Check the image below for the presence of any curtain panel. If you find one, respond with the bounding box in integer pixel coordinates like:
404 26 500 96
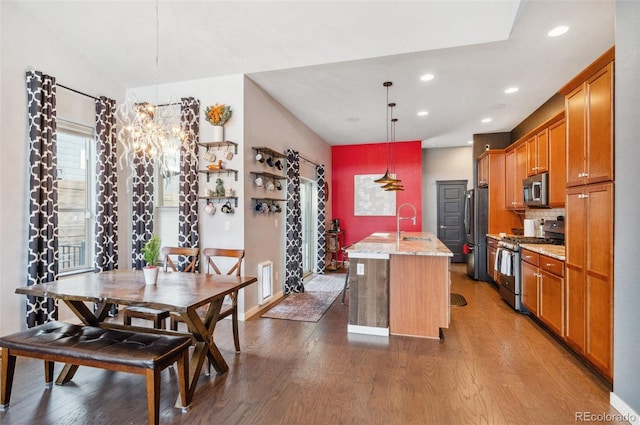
285 150 304 294
178 97 200 270
131 153 154 270
316 165 326 273
26 70 58 327
94 96 119 272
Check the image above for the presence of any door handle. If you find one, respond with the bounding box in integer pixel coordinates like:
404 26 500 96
440 225 446 229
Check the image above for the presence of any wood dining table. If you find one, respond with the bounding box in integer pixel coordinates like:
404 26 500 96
14 269 257 407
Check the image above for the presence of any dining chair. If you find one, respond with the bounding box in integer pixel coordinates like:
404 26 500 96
122 246 200 329
170 248 245 353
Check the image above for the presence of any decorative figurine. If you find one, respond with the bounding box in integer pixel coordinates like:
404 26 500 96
215 178 225 197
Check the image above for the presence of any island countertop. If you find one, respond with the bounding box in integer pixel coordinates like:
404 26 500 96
347 232 453 257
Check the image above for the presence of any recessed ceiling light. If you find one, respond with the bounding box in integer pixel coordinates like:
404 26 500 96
467 140 473 145
548 25 569 37
504 87 519 94
420 73 435 82
481 118 492 123
417 111 429 117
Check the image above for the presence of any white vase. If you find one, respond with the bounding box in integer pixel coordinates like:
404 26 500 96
212 125 224 142
143 266 159 285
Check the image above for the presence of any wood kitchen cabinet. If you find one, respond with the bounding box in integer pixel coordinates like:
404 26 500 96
521 249 539 316
539 256 565 337
478 155 489 187
478 150 519 234
563 52 614 187
504 142 527 210
565 182 613 380
547 117 566 207
522 249 565 337
526 129 548 177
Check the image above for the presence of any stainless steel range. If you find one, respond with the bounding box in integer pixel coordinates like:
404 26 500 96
495 220 565 312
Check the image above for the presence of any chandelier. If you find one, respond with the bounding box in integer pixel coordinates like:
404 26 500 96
374 81 403 189
116 0 189 182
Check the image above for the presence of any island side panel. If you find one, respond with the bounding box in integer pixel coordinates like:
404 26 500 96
348 257 389 328
389 255 450 339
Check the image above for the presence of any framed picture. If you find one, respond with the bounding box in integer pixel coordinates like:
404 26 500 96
354 174 395 216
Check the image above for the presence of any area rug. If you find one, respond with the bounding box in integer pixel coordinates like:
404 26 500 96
261 273 346 322
451 292 468 307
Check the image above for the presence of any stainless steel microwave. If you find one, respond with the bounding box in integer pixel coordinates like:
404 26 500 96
523 172 549 207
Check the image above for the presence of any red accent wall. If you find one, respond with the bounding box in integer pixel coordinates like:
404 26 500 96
331 141 423 248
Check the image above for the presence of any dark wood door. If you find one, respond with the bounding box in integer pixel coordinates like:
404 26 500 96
436 180 467 263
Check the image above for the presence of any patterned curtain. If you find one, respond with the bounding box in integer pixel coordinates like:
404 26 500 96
26 70 58 327
285 150 304 294
131 153 154 270
316 165 326 274
178 97 200 270
95 96 119 272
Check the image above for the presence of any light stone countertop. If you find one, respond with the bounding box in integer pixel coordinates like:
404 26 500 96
519 244 566 261
347 232 453 257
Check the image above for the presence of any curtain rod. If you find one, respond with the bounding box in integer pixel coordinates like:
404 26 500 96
299 155 319 167
57 83 100 101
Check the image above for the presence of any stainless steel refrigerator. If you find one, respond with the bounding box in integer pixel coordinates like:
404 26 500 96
464 188 489 280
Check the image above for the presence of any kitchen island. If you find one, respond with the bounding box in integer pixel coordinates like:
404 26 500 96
346 232 453 339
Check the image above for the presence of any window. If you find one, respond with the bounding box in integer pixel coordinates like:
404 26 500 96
57 121 95 274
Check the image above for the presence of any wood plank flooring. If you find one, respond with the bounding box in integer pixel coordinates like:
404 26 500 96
0 264 626 424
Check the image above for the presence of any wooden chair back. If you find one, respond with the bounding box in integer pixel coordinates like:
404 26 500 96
162 246 200 273
203 248 245 276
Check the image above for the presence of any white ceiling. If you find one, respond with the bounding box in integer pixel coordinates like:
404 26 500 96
9 0 615 148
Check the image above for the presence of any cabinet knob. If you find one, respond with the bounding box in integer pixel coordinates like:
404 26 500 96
546 263 553 267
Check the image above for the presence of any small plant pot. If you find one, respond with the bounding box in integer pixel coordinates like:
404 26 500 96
143 266 159 285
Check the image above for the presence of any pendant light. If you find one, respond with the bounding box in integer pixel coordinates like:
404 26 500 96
384 116 405 191
374 82 401 185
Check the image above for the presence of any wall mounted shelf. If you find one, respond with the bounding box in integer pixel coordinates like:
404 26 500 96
252 146 286 159
250 171 287 180
199 196 238 207
199 141 238 154
251 197 286 202
198 168 238 182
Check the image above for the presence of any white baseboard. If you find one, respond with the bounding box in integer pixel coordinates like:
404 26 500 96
610 392 640 425
347 324 390 336
242 290 285 320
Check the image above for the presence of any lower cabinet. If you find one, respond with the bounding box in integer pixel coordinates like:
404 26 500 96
521 250 539 316
521 249 565 336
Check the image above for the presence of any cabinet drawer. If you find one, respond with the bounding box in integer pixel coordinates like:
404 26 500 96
521 249 539 266
541 255 564 277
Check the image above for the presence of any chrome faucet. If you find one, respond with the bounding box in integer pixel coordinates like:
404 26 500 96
396 203 417 239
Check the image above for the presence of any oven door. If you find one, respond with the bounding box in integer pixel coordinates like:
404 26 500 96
495 247 522 311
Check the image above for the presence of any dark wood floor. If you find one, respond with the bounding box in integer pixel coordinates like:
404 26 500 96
0 264 626 424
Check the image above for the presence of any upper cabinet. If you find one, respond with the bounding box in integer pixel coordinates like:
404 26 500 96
561 48 614 187
505 142 527 210
526 129 548 177
478 154 489 187
478 150 519 234
547 118 566 207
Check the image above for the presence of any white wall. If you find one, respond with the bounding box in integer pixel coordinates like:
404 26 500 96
0 2 125 334
612 0 640 419
421 146 473 234
127 75 331 319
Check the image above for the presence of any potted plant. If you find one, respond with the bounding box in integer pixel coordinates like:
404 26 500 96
142 234 161 285
204 103 232 142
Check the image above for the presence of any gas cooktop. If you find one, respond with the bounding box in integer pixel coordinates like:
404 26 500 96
501 236 564 245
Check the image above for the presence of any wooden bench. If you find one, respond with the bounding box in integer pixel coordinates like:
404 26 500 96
0 321 191 425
